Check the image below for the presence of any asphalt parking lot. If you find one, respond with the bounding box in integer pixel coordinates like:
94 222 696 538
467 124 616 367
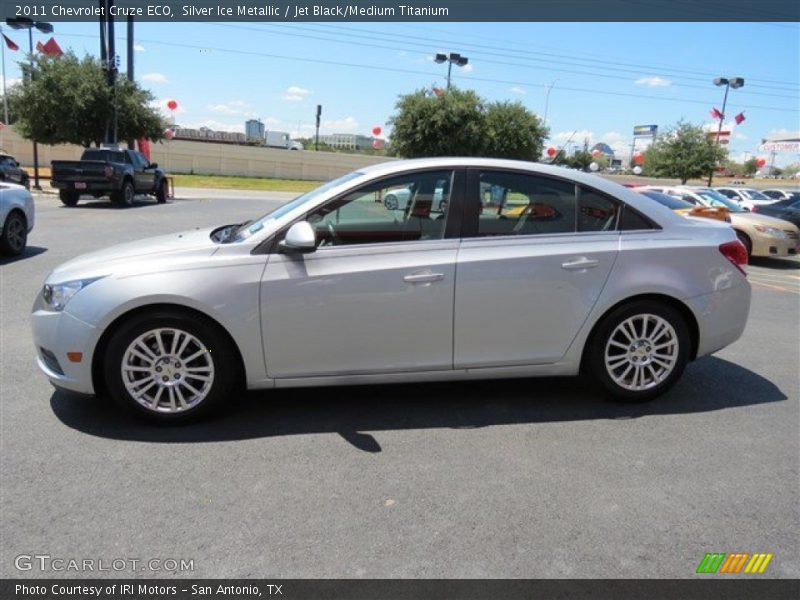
1 189 798 579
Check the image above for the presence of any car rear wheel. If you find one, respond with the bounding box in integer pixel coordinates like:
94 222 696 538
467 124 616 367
588 300 689 402
113 180 135 206
59 190 80 207
155 179 168 204
104 311 239 422
0 210 27 255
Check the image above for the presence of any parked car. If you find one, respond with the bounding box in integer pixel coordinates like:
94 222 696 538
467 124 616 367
0 182 34 255
752 198 800 229
762 189 800 202
635 189 729 223
32 158 751 422
643 185 799 258
0 154 30 189
51 148 168 207
712 187 777 211
382 179 449 212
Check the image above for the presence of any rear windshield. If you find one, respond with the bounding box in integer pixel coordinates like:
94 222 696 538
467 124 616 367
81 149 126 163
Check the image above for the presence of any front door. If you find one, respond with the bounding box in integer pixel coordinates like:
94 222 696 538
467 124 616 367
261 169 461 378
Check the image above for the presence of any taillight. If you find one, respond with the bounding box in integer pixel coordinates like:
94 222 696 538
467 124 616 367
103 165 113 178
750 205 759 212
719 240 748 275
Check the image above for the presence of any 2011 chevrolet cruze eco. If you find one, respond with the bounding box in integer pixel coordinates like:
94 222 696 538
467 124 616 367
32 158 751 422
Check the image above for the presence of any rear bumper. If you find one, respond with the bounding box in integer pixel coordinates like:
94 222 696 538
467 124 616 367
50 180 116 193
686 281 751 358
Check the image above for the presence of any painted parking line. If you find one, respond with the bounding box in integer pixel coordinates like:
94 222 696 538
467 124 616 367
747 271 800 284
748 279 800 294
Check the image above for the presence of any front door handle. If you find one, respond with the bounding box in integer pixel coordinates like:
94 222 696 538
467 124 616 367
561 257 600 270
404 271 445 284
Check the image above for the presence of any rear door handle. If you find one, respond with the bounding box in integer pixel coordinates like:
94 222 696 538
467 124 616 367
561 258 600 270
404 271 445 283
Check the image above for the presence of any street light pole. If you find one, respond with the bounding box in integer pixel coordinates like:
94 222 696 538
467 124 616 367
434 52 469 90
543 79 558 125
707 76 744 187
6 17 53 190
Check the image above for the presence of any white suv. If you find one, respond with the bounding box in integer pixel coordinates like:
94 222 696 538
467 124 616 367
712 187 778 211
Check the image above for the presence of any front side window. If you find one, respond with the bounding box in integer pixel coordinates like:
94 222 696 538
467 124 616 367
305 170 453 247
473 171 619 237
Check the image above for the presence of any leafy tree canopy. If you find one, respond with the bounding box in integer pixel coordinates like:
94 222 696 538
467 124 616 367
389 87 548 161
8 52 165 147
643 120 727 184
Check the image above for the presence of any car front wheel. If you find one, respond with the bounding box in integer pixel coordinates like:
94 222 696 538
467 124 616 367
0 211 27 255
104 311 239 422
588 301 690 402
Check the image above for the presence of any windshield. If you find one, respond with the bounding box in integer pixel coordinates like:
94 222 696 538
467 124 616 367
742 189 770 200
231 171 364 242
695 189 745 212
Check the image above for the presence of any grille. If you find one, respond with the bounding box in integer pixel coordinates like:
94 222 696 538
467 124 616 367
783 230 798 240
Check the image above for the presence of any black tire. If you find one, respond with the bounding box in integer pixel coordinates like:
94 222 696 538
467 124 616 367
0 210 27 255
113 180 135 206
21 175 30 190
104 311 240 423
587 300 690 402
155 178 168 204
59 190 80 207
735 230 752 258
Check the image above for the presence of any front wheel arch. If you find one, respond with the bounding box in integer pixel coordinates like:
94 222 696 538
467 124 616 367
91 303 246 398
579 293 699 375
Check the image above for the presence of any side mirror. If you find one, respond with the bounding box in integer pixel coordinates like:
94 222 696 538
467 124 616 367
279 221 316 253
147 162 159 169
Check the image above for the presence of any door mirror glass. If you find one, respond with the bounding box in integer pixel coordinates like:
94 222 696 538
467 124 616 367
280 221 316 252
148 162 158 169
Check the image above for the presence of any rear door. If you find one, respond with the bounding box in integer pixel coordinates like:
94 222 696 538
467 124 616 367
453 169 620 368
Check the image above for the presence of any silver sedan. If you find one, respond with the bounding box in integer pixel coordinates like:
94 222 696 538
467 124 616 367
32 158 751 422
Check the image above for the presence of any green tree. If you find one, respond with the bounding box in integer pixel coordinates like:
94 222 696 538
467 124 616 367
483 100 548 161
388 87 547 160
9 53 165 147
742 158 759 177
643 121 727 184
565 150 593 170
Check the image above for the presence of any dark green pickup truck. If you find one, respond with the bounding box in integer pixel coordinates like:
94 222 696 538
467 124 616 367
51 148 168 207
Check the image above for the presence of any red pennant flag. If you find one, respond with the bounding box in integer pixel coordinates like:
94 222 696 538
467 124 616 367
432 87 445 97
35 41 45 53
40 37 63 57
710 107 724 120
2 34 19 52
734 111 746 125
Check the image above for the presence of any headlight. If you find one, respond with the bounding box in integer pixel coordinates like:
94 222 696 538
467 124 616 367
753 225 784 238
42 277 103 311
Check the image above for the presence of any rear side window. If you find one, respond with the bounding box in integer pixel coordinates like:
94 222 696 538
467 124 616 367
471 171 621 236
619 207 656 230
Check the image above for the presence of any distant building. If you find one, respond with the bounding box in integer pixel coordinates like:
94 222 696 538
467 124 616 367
320 133 374 150
245 119 265 141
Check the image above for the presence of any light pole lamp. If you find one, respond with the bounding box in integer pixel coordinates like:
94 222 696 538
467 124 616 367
707 76 744 186
6 16 54 191
434 52 469 90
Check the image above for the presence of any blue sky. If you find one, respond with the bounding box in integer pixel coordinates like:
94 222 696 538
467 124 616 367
2 21 799 164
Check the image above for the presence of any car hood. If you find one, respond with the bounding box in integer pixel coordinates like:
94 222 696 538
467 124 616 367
731 212 798 230
46 227 219 283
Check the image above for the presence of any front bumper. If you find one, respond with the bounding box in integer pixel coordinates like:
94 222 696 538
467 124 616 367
750 233 798 258
31 298 98 395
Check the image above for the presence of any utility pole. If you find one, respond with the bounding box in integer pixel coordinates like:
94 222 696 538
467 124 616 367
315 104 321 151
98 0 118 146
126 15 134 149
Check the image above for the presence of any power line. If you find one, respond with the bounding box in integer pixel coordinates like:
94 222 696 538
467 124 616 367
50 31 800 115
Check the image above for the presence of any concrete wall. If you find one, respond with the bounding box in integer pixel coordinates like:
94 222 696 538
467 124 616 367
0 127 393 181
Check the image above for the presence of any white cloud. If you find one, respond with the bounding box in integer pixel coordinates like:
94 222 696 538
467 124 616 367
141 72 168 84
766 128 799 140
282 85 311 102
1 76 21 90
735 132 747 140
149 98 186 114
207 100 256 117
634 76 671 87
461 63 474 73
551 130 594 144
322 117 358 132
133 44 145 52
180 119 244 133
510 86 526 95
